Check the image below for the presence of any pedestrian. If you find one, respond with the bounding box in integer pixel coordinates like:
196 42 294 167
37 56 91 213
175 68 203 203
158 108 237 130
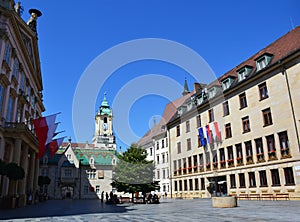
106 192 109 202
101 191 104 203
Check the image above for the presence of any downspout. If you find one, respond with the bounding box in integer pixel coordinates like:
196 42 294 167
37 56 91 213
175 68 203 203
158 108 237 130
281 64 300 151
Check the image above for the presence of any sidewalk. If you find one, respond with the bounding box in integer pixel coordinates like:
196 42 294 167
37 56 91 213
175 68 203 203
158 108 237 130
0 198 299 221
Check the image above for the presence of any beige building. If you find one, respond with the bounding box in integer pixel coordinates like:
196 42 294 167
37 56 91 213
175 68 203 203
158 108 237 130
168 26 300 199
0 1 45 207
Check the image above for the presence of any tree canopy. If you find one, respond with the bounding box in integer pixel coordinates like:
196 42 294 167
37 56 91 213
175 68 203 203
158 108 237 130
111 144 159 201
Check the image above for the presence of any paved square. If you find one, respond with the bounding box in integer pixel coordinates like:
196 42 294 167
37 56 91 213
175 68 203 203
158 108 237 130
0 198 299 221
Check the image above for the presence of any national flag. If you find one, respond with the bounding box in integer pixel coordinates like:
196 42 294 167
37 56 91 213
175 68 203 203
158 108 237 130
198 127 206 146
206 125 212 143
213 122 222 141
47 137 66 158
45 122 59 145
33 113 59 159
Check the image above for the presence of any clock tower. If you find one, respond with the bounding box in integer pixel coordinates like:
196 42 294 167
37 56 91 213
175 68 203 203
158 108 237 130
92 93 116 150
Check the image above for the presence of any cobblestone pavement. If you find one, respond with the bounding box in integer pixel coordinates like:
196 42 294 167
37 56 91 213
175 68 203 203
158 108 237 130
0 198 299 222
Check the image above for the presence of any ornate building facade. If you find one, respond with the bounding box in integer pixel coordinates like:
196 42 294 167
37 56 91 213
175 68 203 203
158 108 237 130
0 1 45 207
41 94 118 199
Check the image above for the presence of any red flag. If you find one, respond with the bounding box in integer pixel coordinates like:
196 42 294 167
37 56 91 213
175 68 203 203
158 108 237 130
213 122 221 141
33 113 59 159
47 137 65 158
206 125 213 143
45 122 59 145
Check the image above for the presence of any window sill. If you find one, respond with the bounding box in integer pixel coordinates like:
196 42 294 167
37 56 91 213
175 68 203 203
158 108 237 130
242 130 251 134
263 123 273 127
259 97 269 101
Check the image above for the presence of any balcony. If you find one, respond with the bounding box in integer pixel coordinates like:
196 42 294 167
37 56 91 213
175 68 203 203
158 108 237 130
3 122 37 144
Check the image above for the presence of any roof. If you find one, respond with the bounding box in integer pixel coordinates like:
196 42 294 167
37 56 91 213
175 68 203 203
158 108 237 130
74 149 117 165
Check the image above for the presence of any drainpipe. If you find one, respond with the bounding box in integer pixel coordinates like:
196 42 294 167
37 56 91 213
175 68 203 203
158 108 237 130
281 64 300 151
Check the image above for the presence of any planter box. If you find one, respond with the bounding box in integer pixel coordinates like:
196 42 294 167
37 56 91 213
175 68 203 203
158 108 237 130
212 196 237 208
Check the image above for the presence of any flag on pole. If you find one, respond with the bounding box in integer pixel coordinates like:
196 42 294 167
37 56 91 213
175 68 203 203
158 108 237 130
213 122 222 141
198 127 206 146
206 125 213 144
33 113 59 159
45 122 59 145
47 137 66 158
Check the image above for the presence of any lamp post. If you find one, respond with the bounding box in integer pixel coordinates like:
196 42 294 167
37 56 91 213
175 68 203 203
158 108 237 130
79 159 83 199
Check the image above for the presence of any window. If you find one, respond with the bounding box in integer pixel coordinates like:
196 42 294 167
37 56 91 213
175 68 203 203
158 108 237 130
225 123 232 138
236 143 243 163
162 139 165 148
90 157 94 165
96 185 100 194
173 160 177 174
186 120 190 133
239 173 245 188
266 134 276 158
4 42 11 64
199 153 204 169
258 82 268 100
166 152 168 162
278 131 290 157
245 141 253 158
255 138 264 161
196 115 201 127
242 116 250 133
157 170 160 179
259 170 268 187
182 158 187 174
187 138 191 151
256 54 272 71
227 146 233 161
208 109 214 122
184 180 188 191
162 153 165 163
176 125 180 137
189 179 193 191
249 172 256 187
6 96 14 122
156 155 159 164
64 169 72 177
150 148 153 156
177 142 181 154
237 66 252 81
195 178 199 190
178 159 182 175
239 92 247 109
162 169 166 179
0 84 5 116
87 169 96 179
230 174 236 188
174 181 178 191
201 178 205 190
208 88 216 99
262 108 273 126
271 169 280 186
193 155 198 171
223 101 230 116
284 167 295 185
156 141 159 150
12 58 19 79
188 156 192 173
222 78 231 90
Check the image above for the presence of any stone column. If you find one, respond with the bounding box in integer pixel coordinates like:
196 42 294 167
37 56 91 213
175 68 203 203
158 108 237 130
13 138 22 164
33 157 39 201
27 151 35 193
18 146 28 206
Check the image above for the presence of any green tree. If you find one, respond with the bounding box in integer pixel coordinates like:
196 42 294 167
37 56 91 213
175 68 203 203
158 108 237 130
111 144 159 203
5 162 25 196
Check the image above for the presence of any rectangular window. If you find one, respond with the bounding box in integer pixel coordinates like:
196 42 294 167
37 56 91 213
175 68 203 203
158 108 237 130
156 155 159 164
174 181 178 191
189 179 193 191
227 146 234 165
96 185 100 194
271 169 280 186
6 96 14 122
201 178 205 190
162 139 165 148
0 84 5 116
208 109 214 122
195 178 199 190
249 172 256 187
20 72 25 92
179 180 183 191
266 134 276 159
196 114 201 128
245 141 253 160
162 153 165 163
239 92 247 109
284 167 295 185
225 123 232 138
64 169 72 177
177 142 181 154
239 173 246 188
255 138 264 161
259 82 268 100
182 158 187 174
223 101 230 116
193 155 198 171
259 170 268 187
12 58 19 79
156 141 159 150
184 180 188 191
278 131 290 157
176 125 180 137
157 170 160 179
4 42 11 64
162 169 166 179
178 159 182 175
262 108 273 126
187 138 191 151
236 143 243 163
186 120 190 133
173 160 177 174
230 174 236 188
242 116 250 133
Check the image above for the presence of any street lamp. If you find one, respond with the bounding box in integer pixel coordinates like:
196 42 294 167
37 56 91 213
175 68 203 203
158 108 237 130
79 159 83 199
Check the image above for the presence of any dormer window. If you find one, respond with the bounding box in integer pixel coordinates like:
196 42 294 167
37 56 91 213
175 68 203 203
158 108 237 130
208 88 216 99
90 157 94 165
255 53 273 71
237 66 253 81
222 77 234 91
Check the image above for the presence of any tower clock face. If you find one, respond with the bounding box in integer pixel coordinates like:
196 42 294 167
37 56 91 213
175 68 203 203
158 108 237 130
102 123 108 131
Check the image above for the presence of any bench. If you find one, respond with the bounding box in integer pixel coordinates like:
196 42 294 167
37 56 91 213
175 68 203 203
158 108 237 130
249 194 260 200
237 194 249 200
260 193 274 200
275 193 289 200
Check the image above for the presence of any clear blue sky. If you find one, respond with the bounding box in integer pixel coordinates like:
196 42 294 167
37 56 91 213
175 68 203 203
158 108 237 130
20 0 300 150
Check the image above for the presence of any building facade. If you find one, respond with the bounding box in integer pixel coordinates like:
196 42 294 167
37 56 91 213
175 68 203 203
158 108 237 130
0 1 45 207
168 27 300 199
40 94 118 199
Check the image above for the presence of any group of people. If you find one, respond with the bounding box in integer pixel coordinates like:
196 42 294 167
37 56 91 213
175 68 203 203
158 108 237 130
146 193 160 204
101 191 119 204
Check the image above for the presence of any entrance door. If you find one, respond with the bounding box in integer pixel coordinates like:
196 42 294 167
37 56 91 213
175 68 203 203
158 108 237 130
61 186 74 199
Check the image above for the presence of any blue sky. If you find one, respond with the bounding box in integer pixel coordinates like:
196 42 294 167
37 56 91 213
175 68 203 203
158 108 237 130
19 0 300 150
